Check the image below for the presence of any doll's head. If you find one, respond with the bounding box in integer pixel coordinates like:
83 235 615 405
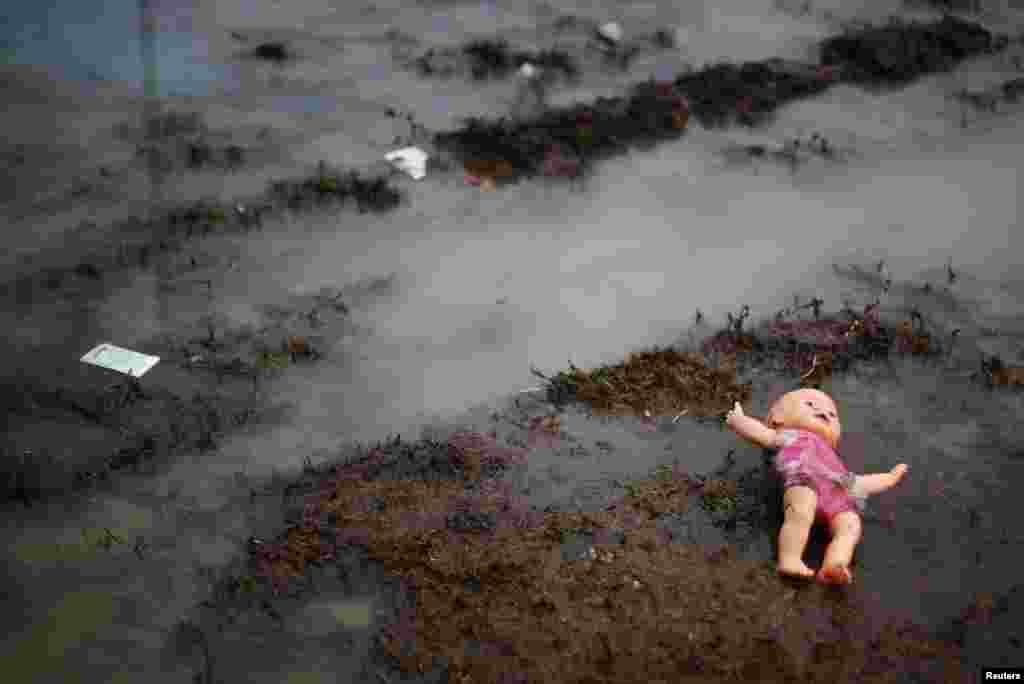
766 388 841 450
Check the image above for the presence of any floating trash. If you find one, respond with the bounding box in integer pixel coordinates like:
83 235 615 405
1003 77 1024 103
518 62 539 79
249 42 291 63
651 28 675 49
80 343 160 378
385 146 429 180
597 22 623 45
981 356 1024 387
413 39 579 82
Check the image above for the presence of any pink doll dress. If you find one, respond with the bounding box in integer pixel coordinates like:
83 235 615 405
774 429 865 523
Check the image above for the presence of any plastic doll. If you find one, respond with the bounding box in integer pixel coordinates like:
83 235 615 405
726 388 908 584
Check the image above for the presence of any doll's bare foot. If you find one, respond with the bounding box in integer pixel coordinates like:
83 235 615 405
817 564 853 585
851 464 909 498
777 559 816 580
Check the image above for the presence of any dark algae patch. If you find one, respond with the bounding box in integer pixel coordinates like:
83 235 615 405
268 162 403 215
0 372 264 504
672 58 833 129
435 79 693 185
245 41 292 64
435 16 1001 186
413 39 579 82
820 15 996 89
696 294 955 390
0 161 404 302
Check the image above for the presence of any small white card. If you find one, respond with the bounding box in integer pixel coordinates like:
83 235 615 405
80 343 160 378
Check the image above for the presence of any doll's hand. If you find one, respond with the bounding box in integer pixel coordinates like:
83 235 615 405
850 464 909 498
726 401 781 449
726 402 744 428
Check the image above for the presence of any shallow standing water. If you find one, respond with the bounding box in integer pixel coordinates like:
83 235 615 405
2 0 1024 681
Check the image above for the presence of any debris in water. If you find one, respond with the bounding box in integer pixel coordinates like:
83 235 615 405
981 355 1024 387
81 343 161 378
651 28 675 49
596 22 623 47
591 22 641 67
412 39 579 82
249 42 291 63
74 262 102 279
798 352 833 387
518 62 539 79
384 146 428 180
1002 77 1024 102
225 144 245 169
285 335 313 359
255 350 290 371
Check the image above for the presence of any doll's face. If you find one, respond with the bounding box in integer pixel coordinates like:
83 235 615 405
767 388 841 449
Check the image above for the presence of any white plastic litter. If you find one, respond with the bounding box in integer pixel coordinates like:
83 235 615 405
81 343 160 377
597 22 623 44
518 62 539 79
384 146 428 180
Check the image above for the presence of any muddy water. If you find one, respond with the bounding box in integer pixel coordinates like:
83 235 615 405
3 0 1024 681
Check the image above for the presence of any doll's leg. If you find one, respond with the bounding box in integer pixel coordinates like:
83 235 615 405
818 511 862 585
778 486 817 579
850 464 908 498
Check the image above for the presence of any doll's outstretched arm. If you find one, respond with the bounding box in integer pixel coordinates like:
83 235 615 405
726 402 784 450
850 464 909 498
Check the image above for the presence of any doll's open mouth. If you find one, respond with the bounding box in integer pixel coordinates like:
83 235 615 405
815 413 830 423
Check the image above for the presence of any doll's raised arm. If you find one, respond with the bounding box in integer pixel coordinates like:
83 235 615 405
726 402 785 450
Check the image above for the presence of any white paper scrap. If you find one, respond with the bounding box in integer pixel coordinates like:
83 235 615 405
518 62 539 79
384 146 428 180
597 22 623 44
81 343 160 377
